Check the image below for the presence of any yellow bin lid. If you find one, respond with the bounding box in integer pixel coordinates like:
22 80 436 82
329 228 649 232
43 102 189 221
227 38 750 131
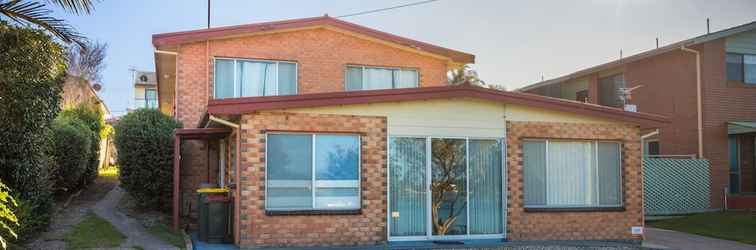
197 187 229 193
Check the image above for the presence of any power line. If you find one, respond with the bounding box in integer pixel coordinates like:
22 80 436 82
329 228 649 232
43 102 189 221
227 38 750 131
336 0 442 18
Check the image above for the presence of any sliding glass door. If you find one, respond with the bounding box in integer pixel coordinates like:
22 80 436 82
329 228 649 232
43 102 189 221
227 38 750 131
431 138 468 236
389 137 504 240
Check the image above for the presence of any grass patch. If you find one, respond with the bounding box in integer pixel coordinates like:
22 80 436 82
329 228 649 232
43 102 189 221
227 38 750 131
63 213 126 249
98 166 119 177
648 211 756 245
148 223 185 249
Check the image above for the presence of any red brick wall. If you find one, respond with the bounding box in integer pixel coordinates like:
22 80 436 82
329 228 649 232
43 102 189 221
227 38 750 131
237 112 387 247
525 39 756 208
179 140 219 218
175 28 450 128
700 39 756 206
506 121 643 241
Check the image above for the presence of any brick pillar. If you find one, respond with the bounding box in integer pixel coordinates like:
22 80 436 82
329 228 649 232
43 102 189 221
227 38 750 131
588 74 600 104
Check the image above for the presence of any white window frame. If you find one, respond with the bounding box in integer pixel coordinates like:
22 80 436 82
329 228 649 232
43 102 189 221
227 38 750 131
522 139 624 209
345 65 419 91
264 132 361 212
213 57 298 99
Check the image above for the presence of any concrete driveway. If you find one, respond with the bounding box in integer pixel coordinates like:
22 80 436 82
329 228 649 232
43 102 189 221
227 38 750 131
644 227 756 250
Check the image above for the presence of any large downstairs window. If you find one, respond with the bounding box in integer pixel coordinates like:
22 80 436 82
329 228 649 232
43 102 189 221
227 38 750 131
523 140 622 208
266 134 360 212
345 65 418 91
214 58 297 99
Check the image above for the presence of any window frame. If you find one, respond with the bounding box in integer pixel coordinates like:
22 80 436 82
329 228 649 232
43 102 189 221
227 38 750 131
726 52 756 86
522 139 624 211
264 132 362 215
213 57 299 99
344 64 419 91
144 88 158 109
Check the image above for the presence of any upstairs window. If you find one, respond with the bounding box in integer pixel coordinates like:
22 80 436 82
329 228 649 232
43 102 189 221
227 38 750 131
598 73 625 108
345 65 418 91
214 58 297 99
727 53 756 85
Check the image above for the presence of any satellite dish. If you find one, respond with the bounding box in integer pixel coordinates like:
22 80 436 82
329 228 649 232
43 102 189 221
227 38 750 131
139 74 149 83
92 83 102 91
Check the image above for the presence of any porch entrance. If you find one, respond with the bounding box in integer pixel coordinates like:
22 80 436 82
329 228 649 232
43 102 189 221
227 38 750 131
388 136 505 241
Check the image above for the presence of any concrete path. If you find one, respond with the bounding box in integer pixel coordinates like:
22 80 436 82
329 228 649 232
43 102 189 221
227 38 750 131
93 186 179 250
644 227 756 250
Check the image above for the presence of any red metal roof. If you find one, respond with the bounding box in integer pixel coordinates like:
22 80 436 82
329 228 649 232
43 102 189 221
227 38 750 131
152 16 474 64
207 84 668 127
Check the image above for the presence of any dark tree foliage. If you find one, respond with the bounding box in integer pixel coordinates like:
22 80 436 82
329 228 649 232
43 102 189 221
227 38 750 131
0 0 96 47
114 109 182 210
50 116 92 191
0 21 66 238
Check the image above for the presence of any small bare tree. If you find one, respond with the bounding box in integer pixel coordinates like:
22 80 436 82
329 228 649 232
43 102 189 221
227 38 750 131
66 40 106 83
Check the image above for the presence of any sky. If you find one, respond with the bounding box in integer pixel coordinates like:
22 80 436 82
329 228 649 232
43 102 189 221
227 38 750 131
56 0 756 116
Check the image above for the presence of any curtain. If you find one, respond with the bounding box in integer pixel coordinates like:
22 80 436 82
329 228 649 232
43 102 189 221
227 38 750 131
214 59 235 98
468 139 503 234
547 141 596 206
745 55 756 84
727 53 744 82
239 61 276 97
394 70 418 88
598 142 621 205
364 68 394 90
278 62 297 95
523 141 546 206
346 66 363 91
389 137 427 236
266 134 312 210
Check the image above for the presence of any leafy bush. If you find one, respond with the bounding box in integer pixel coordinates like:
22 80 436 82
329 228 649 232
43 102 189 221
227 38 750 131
114 109 182 210
59 102 104 186
50 116 93 191
0 21 66 238
0 180 19 250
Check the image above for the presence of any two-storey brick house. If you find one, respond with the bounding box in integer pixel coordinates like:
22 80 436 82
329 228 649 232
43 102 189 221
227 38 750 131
520 21 756 210
152 16 666 248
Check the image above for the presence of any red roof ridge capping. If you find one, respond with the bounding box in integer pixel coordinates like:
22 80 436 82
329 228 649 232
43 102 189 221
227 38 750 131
152 16 474 64
207 84 669 127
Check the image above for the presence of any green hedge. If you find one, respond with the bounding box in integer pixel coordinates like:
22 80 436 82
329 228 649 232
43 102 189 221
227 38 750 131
114 109 182 210
51 116 93 191
0 21 66 239
59 103 104 187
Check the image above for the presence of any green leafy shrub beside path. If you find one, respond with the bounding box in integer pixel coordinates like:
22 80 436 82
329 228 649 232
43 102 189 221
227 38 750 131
114 109 182 211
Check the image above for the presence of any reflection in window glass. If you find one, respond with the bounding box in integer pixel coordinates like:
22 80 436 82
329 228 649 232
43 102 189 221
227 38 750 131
744 55 756 84
727 53 744 82
266 134 360 211
266 134 312 210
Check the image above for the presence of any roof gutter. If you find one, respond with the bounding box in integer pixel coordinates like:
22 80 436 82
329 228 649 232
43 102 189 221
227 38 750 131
680 45 703 158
